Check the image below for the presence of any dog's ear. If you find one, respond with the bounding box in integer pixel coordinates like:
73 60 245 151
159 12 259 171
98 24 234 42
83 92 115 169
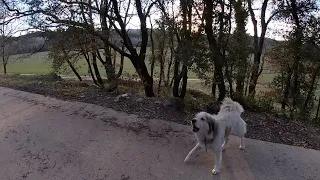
205 113 215 134
205 113 215 123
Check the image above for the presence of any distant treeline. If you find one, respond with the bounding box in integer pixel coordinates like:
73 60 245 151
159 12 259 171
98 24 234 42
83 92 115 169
6 29 278 55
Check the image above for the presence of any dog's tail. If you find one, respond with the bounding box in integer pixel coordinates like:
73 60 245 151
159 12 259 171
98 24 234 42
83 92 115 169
220 97 244 114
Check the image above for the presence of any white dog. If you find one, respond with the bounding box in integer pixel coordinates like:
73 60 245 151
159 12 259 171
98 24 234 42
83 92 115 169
184 97 247 175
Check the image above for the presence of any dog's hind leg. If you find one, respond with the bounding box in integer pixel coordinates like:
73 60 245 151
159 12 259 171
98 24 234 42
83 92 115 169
184 143 201 163
222 137 229 151
222 127 231 151
239 137 245 150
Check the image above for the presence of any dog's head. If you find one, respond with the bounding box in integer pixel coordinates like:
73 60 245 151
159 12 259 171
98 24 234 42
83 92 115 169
191 112 215 135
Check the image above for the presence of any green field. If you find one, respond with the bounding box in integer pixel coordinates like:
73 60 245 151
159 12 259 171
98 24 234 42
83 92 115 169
1 51 138 76
2 51 201 77
0 51 276 92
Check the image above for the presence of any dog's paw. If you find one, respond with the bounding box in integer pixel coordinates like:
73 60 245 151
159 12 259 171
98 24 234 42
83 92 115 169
239 145 245 150
212 169 220 175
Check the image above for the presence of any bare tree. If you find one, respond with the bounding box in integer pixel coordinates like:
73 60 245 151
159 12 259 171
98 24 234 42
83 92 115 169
48 28 84 81
231 0 250 98
204 0 228 101
149 16 156 78
2 0 157 96
156 0 191 99
0 7 20 74
276 0 318 110
247 0 279 96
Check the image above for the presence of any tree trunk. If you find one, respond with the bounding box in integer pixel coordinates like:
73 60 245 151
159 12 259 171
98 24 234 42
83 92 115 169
158 75 162 96
66 59 82 81
172 54 180 95
158 61 164 96
96 46 117 91
212 82 217 100
92 52 104 87
247 0 271 96
204 0 226 101
1 43 6 74
233 0 248 98
291 58 300 108
181 68 188 98
166 46 174 87
131 56 154 97
244 81 249 96
248 56 260 96
149 18 156 78
104 47 116 81
1 21 6 75
315 96 320 121
99 0 116 86
3 63 7 74
208 48 226 101
291 29 303 108
61 49 81 81
236 75 245 97
173 74 182 97
169 76 174 87
212 71 217 100
158 53 165 96
82 50 98 85
105 48 117 92
87 60 98 85
303 67 319 110
173 65 188 99
225 68 234 98
113 50 117 70
244 66 251 96
288 0 303 108
116 46 125 79
281 72 284 92
282 70 293 110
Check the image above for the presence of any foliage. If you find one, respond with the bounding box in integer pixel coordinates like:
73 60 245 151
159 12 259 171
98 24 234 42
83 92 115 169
184 89 213 111
47 28 84 82
187 35 212 83
267 3 320 119
244 93 274 113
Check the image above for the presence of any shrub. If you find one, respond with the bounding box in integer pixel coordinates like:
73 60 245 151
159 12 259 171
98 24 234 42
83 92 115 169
245 94 274 113
184 90 212 111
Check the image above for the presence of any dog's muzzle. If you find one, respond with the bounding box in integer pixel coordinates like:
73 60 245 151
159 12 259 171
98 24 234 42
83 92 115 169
191 119 199 132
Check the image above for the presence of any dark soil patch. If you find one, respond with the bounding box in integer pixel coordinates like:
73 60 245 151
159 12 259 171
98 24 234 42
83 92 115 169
0 74 320 150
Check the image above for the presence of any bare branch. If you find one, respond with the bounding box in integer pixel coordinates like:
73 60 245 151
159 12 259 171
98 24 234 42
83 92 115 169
266 10 279 26
59 0 100 12
146 1 157 17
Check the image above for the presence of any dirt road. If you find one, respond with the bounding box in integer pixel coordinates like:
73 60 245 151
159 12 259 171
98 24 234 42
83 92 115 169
0 87 319 180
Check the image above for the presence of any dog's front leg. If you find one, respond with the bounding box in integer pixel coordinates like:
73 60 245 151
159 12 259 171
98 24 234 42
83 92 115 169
211 136 224 175
212 151 222 175
184 143 201 163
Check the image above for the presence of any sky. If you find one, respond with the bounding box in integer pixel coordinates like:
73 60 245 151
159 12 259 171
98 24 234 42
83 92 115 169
124 0 291 41
6 0 319 41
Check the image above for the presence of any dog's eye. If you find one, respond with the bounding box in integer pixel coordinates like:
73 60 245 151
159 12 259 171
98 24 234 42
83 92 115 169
201 117 205 121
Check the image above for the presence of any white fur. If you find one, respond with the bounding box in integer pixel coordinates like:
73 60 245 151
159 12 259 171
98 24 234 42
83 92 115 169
184 97 247 175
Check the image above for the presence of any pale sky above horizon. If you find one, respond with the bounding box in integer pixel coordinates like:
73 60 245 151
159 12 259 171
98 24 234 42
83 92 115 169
7 0 319 41
122 0 292 41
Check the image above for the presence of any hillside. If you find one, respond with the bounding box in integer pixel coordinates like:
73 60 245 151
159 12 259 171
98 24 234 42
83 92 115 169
3 30 279 56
